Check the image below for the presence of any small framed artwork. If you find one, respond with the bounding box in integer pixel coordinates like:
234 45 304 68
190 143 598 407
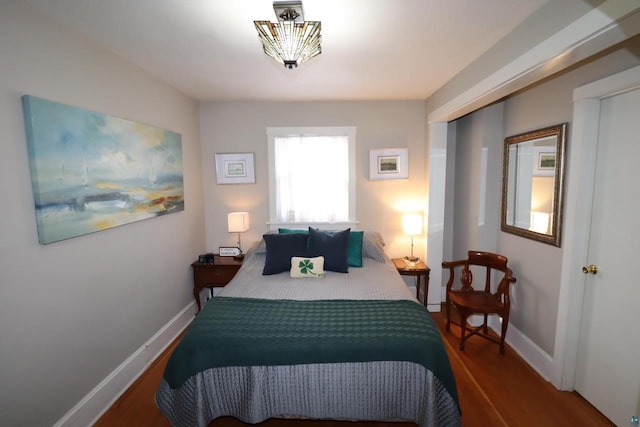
533 148 556 177
369 148 409 180
538 153 555 169
215 153 255 184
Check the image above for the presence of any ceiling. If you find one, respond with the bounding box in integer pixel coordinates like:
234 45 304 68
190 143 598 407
23 0 550 102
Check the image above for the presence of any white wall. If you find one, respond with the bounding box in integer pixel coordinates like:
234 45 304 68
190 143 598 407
450 103 504 259
199 101 427 261
500 37 640 355
0 2 204 426
448 36 640 357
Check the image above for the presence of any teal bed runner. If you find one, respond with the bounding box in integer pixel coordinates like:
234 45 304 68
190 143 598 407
163 297 459 407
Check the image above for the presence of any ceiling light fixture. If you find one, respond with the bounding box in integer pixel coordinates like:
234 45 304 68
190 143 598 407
254 1 321 69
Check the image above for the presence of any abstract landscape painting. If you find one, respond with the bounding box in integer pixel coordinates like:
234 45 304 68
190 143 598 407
23 95 184 244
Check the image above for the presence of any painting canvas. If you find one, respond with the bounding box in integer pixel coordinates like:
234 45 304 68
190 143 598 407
23 95 184 244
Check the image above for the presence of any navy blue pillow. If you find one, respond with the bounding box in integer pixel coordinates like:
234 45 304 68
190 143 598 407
279 228 363 268
262 233 309 275
307 227 350 273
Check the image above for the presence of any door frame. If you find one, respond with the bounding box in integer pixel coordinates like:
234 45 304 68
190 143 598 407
551 65 640 390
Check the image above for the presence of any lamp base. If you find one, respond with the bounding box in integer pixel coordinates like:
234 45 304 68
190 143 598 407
403 255 419 263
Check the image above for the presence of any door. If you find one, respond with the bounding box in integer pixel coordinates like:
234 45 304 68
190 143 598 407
574 86 640 426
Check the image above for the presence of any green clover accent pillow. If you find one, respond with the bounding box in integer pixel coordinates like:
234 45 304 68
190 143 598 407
290 256 325 279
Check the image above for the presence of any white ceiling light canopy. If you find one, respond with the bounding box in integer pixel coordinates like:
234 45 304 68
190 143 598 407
254 1 322 69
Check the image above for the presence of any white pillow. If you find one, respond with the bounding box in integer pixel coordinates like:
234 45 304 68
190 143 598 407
362 231 386 262
290 256 325 279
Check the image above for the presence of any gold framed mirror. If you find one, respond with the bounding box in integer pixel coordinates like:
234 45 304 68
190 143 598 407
501 123 567 247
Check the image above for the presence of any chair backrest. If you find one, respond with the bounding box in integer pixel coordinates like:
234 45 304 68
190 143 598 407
443 250 516 296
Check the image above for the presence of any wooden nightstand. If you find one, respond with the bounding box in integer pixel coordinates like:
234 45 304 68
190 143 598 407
191 255 242 311
392 258 430 307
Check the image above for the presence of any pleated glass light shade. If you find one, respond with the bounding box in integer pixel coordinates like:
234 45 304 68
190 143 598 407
254 20 321 69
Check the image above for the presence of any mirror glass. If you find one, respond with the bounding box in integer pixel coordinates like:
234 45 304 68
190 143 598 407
501 123 567 247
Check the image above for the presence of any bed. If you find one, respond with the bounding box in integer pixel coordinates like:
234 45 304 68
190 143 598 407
155 230 461 427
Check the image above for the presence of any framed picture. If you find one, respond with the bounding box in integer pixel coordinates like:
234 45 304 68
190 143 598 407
538 153 556 169
533 147 556 177
369 148 408 180
215 153 255 184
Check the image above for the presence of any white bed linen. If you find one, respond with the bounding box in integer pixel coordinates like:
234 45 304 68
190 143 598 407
218 248 416 302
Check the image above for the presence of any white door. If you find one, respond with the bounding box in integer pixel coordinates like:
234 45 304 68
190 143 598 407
574 86 640 426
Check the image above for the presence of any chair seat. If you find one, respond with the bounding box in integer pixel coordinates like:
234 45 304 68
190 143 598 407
449 291 504 313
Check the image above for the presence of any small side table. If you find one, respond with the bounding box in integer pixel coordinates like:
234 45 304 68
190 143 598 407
392 258 430 307
191 255 242 311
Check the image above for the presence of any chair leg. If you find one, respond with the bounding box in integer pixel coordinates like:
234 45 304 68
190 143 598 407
446 301 451 333
483 314 489 334
499 314 510 355
459 313 468 352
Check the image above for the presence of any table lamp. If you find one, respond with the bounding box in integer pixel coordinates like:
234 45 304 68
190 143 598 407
402 212 423 262
227 212 250 258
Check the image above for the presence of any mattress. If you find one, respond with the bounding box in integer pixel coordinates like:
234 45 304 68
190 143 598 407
156 239 461 427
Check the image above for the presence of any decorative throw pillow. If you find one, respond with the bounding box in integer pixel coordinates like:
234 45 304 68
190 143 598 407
346 230 364 267
262 233 309 275
362 231 386 263
290 256 325 279
307 227 350 273
254 230 278 253
280 228 363 268
278 228 310 235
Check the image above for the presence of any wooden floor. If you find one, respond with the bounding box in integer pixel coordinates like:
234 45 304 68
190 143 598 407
94 307 614 427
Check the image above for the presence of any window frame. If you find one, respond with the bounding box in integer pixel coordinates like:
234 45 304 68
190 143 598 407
266 126 357 230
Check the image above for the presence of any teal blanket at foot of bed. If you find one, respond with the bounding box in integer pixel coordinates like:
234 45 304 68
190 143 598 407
163 297 459 407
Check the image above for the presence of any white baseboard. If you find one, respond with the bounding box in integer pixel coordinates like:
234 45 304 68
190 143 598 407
439 286 554 382
53 302 195 427
427 303 442 312
489 317 553 382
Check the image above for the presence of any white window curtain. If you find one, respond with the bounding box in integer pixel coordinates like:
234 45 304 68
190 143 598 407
274 135 349 223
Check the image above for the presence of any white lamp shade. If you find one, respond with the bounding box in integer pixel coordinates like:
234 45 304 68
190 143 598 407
227 212 250 233
402 213 423 235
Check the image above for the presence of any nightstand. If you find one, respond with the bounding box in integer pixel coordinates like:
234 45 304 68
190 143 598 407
392 258 430 307
191 255 242 311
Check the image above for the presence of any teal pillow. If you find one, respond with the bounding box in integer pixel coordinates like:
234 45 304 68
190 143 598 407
279 228 309 235
346 230 364 267
279 228 363 267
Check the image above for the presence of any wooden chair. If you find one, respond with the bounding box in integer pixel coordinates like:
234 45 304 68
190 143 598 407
442 251 517 354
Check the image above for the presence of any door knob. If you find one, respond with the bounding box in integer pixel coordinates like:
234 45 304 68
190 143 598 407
582 264 598 275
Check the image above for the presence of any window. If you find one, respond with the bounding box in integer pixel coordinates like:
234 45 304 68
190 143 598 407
267 127 356 228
